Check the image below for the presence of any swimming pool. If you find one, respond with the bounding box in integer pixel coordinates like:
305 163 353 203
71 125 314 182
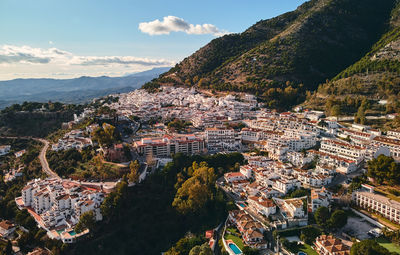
228 243 242 255
298 252 307 255
68 230 77 236
239 203 246 208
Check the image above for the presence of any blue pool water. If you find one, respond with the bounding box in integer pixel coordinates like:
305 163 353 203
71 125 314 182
68 230 77 236
229 243 242 255
239 203 246 208
298 252 307 255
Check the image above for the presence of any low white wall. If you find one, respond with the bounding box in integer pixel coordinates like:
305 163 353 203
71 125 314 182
351 208 385 228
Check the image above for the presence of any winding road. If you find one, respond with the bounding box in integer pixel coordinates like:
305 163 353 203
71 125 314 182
0 136 60 179
36 138 60 179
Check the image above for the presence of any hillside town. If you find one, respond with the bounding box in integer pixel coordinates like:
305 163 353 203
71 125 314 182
2 86 400 255
100 86 400 254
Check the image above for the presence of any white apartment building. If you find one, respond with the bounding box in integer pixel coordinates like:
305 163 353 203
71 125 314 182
353 191 400 224
259 139 289 162
371 136 400 158
282 129 317 151
19 178 104 242
387 130 400 140
272 177 301 194
296 172 332 188
246 156 272 168
205 128 237 151
308 150 358 174
286 151 313 167
241 128 263 143
340 128 375 145
134 134 205 157
320 138 365 166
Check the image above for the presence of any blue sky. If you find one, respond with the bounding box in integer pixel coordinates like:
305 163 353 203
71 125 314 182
0 0 307 80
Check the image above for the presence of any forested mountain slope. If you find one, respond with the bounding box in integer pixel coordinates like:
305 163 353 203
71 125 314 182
144 0 396 108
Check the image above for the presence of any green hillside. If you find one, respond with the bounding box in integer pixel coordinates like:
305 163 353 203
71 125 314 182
144 0 397 108
305 1 400 124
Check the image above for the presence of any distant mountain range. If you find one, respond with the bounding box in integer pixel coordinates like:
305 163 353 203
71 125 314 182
0 67 171 109
144 0 399 109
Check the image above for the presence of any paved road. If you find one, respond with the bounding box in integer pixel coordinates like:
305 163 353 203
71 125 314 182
36 138 60 179
0 136 60 179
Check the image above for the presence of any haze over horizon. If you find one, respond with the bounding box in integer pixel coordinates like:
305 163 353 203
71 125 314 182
0 0 307 80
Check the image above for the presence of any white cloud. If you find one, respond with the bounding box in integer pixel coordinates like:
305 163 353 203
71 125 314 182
0 45 175 80
72 56 172 66
138 16 230 36
49 41 54 45
0 45 173 67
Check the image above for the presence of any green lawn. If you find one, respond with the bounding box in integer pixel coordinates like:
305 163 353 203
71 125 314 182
226 227 239 235
376 237 400 254
225 234 245 250
289 243 318 255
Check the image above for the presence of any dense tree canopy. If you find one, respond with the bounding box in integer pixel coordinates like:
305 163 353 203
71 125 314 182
367 155 400 185
314 206 330 227
75 211 96 234
172 163 217 214
92 123 120 147
351 239 396 255
328 210 348 230
189 243 213 255
128 160 140 183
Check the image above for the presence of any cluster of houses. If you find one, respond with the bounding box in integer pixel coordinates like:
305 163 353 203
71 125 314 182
7 86 400 251
107 86 259 126
51 130 93 152
15 178 104 243
224 155 332 207
228 210 267 249
3 166 24 182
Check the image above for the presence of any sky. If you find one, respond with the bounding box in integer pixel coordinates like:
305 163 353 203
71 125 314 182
0 0 307 80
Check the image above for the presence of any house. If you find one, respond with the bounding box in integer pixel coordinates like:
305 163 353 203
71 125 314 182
0 220 16 237
228 210 266 248
27 247 52 255
247 196 276 217
224 172 247 183
311 188 332 212
14 149 26 158
240 165 254 179
314 235 350 255
104 144 127 162
273 197 306 219
0 145 11 156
